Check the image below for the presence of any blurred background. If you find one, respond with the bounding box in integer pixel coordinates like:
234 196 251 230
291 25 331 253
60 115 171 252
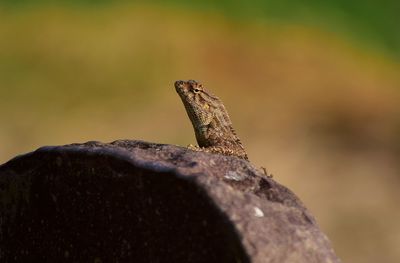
1 0 399 262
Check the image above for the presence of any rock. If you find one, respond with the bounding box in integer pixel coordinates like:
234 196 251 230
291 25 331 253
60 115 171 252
0 140 341 263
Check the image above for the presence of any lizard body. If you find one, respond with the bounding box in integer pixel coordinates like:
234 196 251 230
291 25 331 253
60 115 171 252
175 80 248 160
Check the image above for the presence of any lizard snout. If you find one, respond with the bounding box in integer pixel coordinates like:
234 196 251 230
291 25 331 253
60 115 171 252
174 80 185 88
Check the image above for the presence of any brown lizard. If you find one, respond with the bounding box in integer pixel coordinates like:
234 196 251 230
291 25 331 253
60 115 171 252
175 79 249 160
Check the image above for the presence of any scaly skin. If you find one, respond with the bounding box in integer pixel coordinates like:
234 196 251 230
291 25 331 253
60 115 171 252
175 80 248 160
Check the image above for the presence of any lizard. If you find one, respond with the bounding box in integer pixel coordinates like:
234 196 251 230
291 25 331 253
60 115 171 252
174 79 249 160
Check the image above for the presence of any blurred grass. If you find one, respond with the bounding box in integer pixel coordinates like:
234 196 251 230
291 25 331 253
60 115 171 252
0 2 400 263
170 0 400 57
1 0 399 58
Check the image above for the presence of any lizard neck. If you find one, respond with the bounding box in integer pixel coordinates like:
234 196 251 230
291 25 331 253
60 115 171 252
194 110 240 148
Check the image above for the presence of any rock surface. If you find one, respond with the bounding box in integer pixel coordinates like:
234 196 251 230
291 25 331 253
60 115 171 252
0 140 340 263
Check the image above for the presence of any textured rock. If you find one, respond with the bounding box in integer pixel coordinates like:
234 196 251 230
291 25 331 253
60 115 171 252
0 140 340 263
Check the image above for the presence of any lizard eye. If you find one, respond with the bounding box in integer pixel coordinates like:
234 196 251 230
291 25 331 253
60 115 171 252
193 88 201 93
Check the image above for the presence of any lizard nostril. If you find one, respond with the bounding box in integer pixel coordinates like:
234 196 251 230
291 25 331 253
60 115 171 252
175 80 184 87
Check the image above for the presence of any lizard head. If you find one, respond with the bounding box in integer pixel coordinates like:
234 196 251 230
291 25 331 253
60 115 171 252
175 79 219 106
175 79 204 98
174 79 218 128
